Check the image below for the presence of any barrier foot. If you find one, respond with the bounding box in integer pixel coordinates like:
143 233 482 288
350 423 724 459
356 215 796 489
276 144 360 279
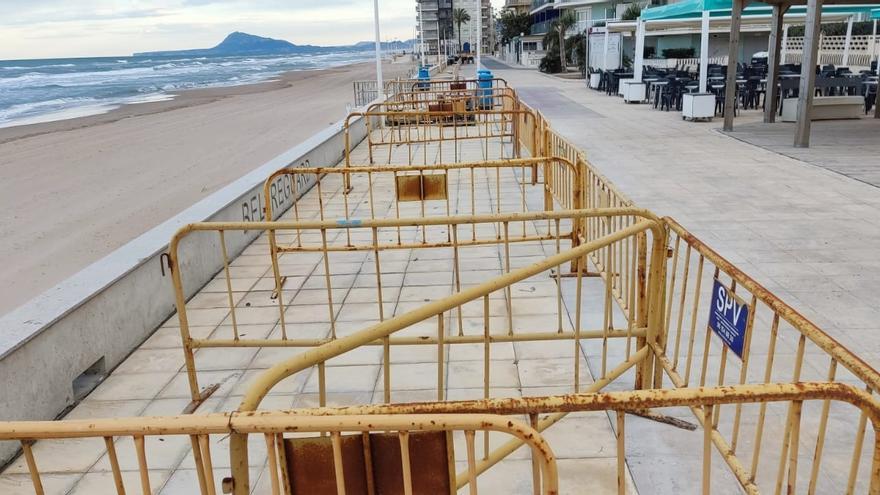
270 276 288 300
553 269 601 278
182 383 221 414
629 409 698 431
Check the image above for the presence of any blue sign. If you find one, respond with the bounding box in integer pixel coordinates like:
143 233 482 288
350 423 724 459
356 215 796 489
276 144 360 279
708 279 750 358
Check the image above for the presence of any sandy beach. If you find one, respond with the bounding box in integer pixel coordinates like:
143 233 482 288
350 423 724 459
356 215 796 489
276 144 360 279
0 59 413 316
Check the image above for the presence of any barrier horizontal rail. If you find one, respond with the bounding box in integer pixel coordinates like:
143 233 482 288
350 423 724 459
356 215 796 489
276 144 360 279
0 412 558 495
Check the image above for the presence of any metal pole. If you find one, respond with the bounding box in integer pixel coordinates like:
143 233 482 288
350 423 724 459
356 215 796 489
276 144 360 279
419 0 425 66
603 28 610 70
699 10 710 93
872 20 878 64
843 16 854 67
477 0 483 68
373 0 384 96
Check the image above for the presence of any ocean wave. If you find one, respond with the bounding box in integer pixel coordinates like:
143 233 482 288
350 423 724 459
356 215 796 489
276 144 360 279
0 50 375 127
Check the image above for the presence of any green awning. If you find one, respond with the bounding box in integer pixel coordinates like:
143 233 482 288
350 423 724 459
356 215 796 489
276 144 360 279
642 0 880 21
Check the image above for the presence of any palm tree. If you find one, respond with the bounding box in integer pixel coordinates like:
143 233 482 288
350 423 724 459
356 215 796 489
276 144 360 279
555 10 577 70
453 8 471 53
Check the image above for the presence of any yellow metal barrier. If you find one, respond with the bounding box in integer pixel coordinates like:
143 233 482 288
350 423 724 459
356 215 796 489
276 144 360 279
223 209 667 493
344 108 539 167
0 412 558 495
654 217 880 494
385 77 509 96
168 209 658 406
373 88 519 114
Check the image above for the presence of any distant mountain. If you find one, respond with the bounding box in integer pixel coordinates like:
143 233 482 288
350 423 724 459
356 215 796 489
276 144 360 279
134 32 418 57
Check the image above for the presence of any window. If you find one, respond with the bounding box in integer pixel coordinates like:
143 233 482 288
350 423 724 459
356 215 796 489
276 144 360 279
523 41 538 51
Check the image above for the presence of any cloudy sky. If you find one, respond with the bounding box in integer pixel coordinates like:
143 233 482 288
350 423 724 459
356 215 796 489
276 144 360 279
0 0 502 60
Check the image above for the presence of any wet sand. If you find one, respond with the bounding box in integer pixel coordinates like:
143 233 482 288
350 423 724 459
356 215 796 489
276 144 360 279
0 60 413 316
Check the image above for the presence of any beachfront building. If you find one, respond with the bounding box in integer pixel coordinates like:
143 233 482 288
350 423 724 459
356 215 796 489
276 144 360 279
417 0 455 58
515 0 626 67
504 0 532 14
452 0 494 53
598 3 880 72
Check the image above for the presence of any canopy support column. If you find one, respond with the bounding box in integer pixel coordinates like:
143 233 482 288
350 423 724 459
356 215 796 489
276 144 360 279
875 21 880 118
794 0 823 147
699 10 710 93
634 18 646 81
603 28 610 70
843 16 853 67
723 0 744 131
764 3 788 123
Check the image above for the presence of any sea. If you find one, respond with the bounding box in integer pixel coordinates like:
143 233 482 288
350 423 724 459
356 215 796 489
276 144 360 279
0 51 375 128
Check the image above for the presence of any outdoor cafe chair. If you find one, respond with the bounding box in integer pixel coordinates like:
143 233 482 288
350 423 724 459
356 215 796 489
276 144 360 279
714 85 738 117
866 82 878 114
660 79 683 111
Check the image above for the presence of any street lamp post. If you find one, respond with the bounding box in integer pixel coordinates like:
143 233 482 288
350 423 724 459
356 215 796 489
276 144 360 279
372 0 383 97
476 0 482 68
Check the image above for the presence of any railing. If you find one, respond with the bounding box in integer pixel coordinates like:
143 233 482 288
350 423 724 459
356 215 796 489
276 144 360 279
643 56 729 70
0 412 559 495
783 51 875 68
786 34 880 54
352 80 398 107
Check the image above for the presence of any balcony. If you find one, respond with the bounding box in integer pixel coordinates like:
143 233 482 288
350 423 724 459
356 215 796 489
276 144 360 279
531 19 552 34
530 0 554 14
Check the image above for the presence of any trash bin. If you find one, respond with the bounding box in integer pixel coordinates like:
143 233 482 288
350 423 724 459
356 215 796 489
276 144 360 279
477 69 493 108
417 66 430 90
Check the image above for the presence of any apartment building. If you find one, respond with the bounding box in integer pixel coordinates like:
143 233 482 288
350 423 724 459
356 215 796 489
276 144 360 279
416 0 454 55
451 0 493 53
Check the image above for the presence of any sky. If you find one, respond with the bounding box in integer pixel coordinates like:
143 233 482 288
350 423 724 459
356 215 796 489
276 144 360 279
0 0 504 60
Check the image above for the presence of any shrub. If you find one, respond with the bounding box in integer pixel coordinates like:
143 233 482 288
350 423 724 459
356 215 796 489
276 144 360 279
540 50 563 73
621 4 642 21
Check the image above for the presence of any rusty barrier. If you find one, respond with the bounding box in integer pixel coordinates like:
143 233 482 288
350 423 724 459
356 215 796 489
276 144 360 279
213 209 666 493
375 87 519 113
167 209 658 406
343 108 539 167
0 412 558 495
237 383 880 495
385 77 509 96
261 159 583 302
262 157 581 249
651 217 880 494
